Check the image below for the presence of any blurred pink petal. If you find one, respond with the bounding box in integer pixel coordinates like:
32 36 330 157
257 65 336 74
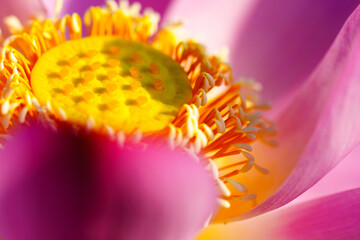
0 125 216 240
0 0 46 35
201 188 360 239
239 4 360 220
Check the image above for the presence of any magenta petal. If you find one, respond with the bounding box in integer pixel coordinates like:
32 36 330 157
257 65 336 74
239 4 360 219
60 0 173 18
0 125 216 240
130 0 173 16
231 0 359 103
203 188 360 239
272 188 360 239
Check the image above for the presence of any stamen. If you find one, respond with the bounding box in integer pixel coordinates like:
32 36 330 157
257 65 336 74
224 178 248 194
239 160 254 172
217 199 230 208
254 163 270 175
116 131 126 147
217 179 231 197
58 108 67 120
4 16 22 34
18 107 28 123
55 0 64 20
1 100 9 115
237 194 257 201
86 116 95 131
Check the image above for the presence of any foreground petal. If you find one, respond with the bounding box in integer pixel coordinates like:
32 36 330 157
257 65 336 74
214 3 360 221
237 3 360 220
0 125 216 240
231 0 359 103
199 188 360 239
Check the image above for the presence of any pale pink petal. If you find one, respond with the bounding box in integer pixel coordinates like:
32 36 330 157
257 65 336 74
199 188 360 240
291 144 360 204
0 0 46 36
231 0 359 103
236 4 360 220
40 0 56 17
163 0 256 51
0 125 216 240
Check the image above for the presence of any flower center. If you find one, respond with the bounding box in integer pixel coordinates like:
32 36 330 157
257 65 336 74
0 1 278 223
30 36 192 133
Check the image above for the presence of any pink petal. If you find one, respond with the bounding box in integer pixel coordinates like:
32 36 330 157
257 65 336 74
200 188 360 239
292 144 360 204
40 0 56 17
231 0 359 103
60 0 173 18
0 0 46 36
237 4 360 220
0 125 216 240
163 0 256 51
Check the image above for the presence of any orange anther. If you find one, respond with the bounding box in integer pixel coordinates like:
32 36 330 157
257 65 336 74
86 49 98 58
149 62 160 74
107 70 118 79
83 72 95 85
90 61 102 71
131 52 142 63
108 59 121 68
83 91 95 103
106 83 117 94
67 56 79 66
109 46 120 55
137 96 148 106
59 67 70 79
108 99 119 110
130 66 141 79
130 81 141 91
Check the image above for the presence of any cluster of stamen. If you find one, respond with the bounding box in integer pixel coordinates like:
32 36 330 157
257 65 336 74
156 42 277 218
0 0 276 223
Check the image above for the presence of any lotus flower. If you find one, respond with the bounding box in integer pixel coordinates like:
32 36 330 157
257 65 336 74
0 0 360 239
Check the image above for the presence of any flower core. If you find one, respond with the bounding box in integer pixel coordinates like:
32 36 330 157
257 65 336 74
0 1 277 223
31 36 191 133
